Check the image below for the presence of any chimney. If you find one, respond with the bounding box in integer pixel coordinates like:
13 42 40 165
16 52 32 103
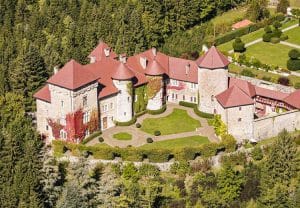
140 57 147 69
104 48 110 57
185 63 190 75
152 47 157 56
119 54 127 63
53 66 59 74
90 56 96 64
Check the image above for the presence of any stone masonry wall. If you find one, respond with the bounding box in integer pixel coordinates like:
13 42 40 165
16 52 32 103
253 110 300 141
198 68 228 114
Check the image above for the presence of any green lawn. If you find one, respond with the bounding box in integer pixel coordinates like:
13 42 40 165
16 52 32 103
284 26 300 45
245 42 293 69
113 132 132 140
140 136 210 149
229 64 300 87
141 108 201 135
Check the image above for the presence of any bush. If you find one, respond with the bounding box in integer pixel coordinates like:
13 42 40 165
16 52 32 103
221 134 237 152
270 37 280 44
273 21 282 29
280 34 288 41
241 69 255 77
264 25 272 33
288 49 300 59
263 33 272 42
233 37 246 53
287 59 300 71
193 107 214 119
277 76 290 86
294 82 300 89
82 131 102 144
135 123 141 128
98 137 104 143
179 101 197 108
135 110 146 118
251 147 263 161
115 117 137 126
146 137 153 143
154 130 161 136
272 28 282 38
147 105 167 115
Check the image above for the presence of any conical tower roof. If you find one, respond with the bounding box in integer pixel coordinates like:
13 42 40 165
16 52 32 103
145 59 165 76
111 62 135 80
196 46 230 69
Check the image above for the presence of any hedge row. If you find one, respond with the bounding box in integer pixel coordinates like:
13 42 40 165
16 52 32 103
82 131 102 144
215 14 285 46
179 101 214 119
146 104 167 115
115 117 137 126
53 139 236 163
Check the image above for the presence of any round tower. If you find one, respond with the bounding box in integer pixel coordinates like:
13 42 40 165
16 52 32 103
197 46 230 114
112 62 135 122
145 59 165 110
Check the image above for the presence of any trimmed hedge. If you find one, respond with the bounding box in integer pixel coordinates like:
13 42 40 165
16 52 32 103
147 104 167 115
270 37 280 44
115 116 137 126
52 138 235 163
179 101 214 119
82 131 102 144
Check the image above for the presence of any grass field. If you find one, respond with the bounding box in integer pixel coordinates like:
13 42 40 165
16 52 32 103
284 26 300 45
140 136 210 149
245 42 293 68
141 109 201 135
113 132 132 140
229 64 300 87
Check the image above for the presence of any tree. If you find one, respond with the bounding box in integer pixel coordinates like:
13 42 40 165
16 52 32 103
233 37 246 52
277 0 290 14
246 0 269 22
287 49 300 71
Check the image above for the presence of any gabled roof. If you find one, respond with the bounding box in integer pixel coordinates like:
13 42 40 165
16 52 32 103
111 62 135 80
34 85 51 103
229 77 256 97
283 90 300 109
145 59 166 76
168 57 198 83
88 41 117 61
47 59 97 90
216 85 254 108
232 19 253 29
196 46 230 69
254 86 289 101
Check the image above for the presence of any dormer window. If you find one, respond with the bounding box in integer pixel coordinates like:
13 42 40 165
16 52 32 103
104 48 110 57
83 96 87 107
140 57 147 69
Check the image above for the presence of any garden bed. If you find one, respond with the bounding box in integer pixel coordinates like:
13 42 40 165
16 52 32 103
113 132 132 140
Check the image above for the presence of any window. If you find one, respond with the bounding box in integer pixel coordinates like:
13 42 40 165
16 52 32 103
111 116 114 121
175 94 178 99
60 117 66 125
190 83 197 89
60 130 67 140
85 129 90 137
239 106 242 111
183 95 185 101
83 96 87 107
171 79 179 86
214 109 217 114
61 101 64 108
46 125 49 131
128 97 130 102
238 118 242 122
110 103 114 109
190 97 193 102
83 111 90 124
172 93 174 99
102 105 108 112
193 97 197 103
124 112 126 116
211 95 214 102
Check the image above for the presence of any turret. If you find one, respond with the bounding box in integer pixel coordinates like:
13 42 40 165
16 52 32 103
196 46 230 114
112 62 135 122
145 58 165 110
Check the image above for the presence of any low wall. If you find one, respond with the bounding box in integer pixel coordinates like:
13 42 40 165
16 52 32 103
253 110 300 140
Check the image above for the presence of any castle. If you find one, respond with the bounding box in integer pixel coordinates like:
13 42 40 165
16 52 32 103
34 42 300 143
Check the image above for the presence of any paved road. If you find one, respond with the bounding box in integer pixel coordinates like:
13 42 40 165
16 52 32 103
87 103 219 148
228 23 299 54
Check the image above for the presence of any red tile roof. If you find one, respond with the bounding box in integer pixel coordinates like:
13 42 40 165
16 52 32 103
196 46 230 69
112 62 135 80
169 57 198 83
88 41 117 61
254 86 289 101
229 77 256 97
34 85 51 103
47 59 97 90
145 59 166 76
232 19 253 30
216 85 254 108
283 90 300 109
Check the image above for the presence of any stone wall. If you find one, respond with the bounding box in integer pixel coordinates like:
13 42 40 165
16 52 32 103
36 99 51 138
253 110 300 140
198 68 228 114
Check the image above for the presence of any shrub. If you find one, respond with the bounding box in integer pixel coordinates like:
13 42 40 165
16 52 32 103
193 107 214 119
154 130 161 136
294 82 300 89
147 105 167 115
98 137 104 143
135 123 141 128
146 137 153 143
272 28 282 38
288 49 300 59
179 101 197 108
277 76 290 86
280 34 288 41
115 117 137 126
82 131 102 144
170 162 191 176
273 21 282 29
270 37 280 44
241 69 255 77
221 152 247 166
264 25 272 33
251 146 263 161
287 59 300 71
263 33 272 42
221 134 237 152
233 37 246 53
